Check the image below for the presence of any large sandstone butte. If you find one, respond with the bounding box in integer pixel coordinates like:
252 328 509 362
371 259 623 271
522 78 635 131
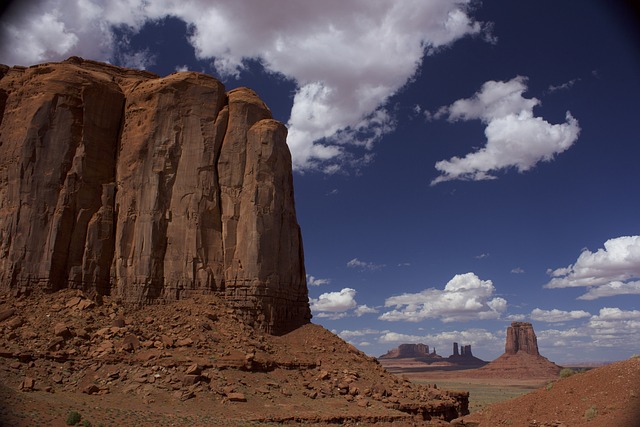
0 58 310 335
475 322 561 379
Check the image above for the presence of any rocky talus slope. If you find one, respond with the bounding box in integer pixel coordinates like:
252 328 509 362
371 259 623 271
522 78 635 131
460 357 640 427
0 289 469 426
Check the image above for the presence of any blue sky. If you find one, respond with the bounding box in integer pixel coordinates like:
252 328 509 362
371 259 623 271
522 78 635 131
1 0 639 364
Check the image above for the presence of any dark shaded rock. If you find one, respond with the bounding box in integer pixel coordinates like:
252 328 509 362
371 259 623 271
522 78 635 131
506 322 539 355
0 308 16 322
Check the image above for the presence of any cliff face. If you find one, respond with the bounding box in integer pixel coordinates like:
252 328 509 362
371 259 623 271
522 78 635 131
505 322 539 355
0 58 310 334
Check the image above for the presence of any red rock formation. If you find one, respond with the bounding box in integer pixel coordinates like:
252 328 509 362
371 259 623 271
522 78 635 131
505 321 539 355
475 322 561 378
380 343 433 359
0 58 310 334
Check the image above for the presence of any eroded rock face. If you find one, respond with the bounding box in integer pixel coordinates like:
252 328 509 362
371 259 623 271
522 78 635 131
0 58 310 334
505 322 539 355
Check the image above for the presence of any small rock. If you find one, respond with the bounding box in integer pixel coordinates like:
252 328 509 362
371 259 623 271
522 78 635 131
317 370 330 380
77 299 95 310
122 334 140 352
185 363 202 376
53 323 73 339
6 316 24 330
20 377 35 391
357 399 370 407
65 297 82 308
175 337 193 347
226 392 247 402
182 374 201 386
174 390 195 401
82 384 100 395
0 308 16 322
160 335 174 348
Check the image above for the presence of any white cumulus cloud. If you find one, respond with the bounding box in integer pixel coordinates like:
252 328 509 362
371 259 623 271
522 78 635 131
379 272 507 322
577 280 640 300
530 308 591 323
431 76 580 184
0 0 488 173
310 288 357 315
545 236 640 298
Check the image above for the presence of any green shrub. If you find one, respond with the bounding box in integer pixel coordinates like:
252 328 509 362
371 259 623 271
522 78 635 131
559 368 576 378
545 382 554 391
66 411 82 426
82 420 92 427
584 405 598 421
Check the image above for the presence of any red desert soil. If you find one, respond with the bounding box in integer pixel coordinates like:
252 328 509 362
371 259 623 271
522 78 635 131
456 357 640 427
0 289 468 426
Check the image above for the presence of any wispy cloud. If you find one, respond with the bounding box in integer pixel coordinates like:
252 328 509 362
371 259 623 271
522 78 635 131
379 272 507 322
577 280 640 300
430 76 580 184
307 275 331 287
354 304 379 317
534 307 640 360
546 78 580 94
337 328 385 340
347 258 385 271
530 308 591 323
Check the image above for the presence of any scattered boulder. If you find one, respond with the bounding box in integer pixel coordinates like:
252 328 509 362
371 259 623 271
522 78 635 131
0 308 16 322
53 323 73 340
226 392 247 402
19 377 35 391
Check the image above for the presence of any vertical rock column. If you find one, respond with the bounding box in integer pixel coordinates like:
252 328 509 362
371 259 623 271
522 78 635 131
219 88 310 334
0 65 124 295
113 73 227 304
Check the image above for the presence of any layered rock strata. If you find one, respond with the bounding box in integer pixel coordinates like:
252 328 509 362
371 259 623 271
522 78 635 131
0 58 310 334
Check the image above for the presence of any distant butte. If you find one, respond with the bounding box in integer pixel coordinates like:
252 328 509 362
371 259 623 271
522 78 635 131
474 322 561 379
379 342 487 369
